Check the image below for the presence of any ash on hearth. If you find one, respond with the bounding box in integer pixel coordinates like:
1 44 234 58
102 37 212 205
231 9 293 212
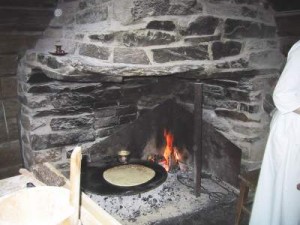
87 169 237 225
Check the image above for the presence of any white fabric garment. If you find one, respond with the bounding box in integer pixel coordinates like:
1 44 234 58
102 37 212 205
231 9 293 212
249 41 300 225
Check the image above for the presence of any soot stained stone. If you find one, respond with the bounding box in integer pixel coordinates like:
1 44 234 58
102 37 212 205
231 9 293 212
117 105 137 116
76 6 108 24
50 92 95 108
79 44 110 60
26 83 102 94
184 35 221 44
225 88 254 102
240 103 260 113
122 30 176 47
215 109 257 122
95 107 117 117
95 126 119 138
212 41 242 60
94 88 121 101
114 48 150 64
89 33 114 42
27 72 52 84
94 116 119 129
46 57 64 69
152 45 209 63
241 6 257 18
205 79 240 88
182 16 220 36
33 107 93 117
19 95 49 109
50 115 95 131
216 62 230 69
31 131 95 150
203 84 225 96
230 58 249 68
27 85 52 93
224 19 276 39
119 114 137 124
131 0 202 21
146 21 176 31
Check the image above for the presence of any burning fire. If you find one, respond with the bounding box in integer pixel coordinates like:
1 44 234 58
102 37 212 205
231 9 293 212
163 130 180 171
147 129 187 172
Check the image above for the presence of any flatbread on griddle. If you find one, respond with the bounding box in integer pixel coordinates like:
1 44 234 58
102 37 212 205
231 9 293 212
103 164 155 187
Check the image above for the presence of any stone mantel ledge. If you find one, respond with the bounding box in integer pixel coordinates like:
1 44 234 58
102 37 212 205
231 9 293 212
19 51 280 83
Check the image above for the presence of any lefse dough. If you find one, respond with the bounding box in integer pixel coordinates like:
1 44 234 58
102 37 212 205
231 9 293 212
103 164 155 187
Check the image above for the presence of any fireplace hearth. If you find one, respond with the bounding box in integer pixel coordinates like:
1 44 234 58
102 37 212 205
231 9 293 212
83 168 237 225
18 1 283 215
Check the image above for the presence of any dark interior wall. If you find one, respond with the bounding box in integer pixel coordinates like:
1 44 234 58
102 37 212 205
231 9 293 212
268 0 300 55
275 11 300 56
0 0 56 179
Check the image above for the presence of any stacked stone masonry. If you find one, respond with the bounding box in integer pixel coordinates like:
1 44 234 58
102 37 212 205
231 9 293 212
18 0 284 169
0 0 56 178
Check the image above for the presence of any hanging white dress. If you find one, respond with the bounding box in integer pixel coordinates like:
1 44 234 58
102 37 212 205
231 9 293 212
249 41 300 225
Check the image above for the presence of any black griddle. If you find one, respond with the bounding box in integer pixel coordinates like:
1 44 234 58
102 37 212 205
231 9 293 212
81 159 168 196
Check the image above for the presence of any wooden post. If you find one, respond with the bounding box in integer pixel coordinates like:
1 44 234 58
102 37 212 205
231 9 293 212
69 146 82 225
193 83 203 197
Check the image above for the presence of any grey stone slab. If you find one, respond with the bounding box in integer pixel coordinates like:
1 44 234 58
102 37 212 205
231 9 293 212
122 30 176 47
181 16 221 36
50 92 95 109
89 33 114 42
114 48 150 65
131 0 203 21
146 21 176 31
79 44 110 60
184 35 221 44
50 115 95 131
30 130 95 150
152 45 209 63
211 41 242 60
32 148 62 164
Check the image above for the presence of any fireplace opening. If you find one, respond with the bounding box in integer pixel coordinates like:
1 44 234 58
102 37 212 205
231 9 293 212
73 82 241 199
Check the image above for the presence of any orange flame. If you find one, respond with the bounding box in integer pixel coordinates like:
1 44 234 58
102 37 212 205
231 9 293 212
163 129 174 171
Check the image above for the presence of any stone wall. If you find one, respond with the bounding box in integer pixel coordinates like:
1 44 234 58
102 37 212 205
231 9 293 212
0 0 56 178
18 0 285 169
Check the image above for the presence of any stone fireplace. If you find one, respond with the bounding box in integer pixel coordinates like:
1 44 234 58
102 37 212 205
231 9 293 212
18 0 283 188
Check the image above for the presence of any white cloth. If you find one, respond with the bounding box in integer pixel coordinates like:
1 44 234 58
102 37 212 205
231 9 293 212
250 41 300 225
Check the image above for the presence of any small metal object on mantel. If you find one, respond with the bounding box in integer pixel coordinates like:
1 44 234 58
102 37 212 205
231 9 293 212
193 83 203 197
